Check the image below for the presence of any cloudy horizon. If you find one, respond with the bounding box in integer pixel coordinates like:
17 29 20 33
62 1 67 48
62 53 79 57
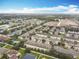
0 0 79 14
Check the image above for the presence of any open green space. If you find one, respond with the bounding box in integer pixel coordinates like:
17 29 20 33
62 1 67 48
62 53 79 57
19 48 26 56
31 51 58 59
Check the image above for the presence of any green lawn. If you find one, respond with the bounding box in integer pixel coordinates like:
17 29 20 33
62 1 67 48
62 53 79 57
19 48 26 55
18 47 28 59
31 51 40 59
31 51 57 59
39 55 54 59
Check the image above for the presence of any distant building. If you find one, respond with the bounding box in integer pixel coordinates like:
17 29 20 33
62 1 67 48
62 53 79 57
54 46 79 59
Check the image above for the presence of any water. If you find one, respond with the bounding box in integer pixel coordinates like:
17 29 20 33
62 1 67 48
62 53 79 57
23 54 36 59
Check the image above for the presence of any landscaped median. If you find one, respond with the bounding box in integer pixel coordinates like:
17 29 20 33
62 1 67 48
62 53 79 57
31 51 58 59
3 44 13 49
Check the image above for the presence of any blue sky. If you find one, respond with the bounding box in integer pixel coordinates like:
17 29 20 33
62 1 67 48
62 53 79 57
0 0 79 14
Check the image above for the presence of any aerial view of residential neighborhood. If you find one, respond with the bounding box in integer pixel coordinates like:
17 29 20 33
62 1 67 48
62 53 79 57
0 0 79 59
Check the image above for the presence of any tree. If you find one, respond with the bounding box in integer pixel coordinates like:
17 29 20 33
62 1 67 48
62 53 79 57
13 40 25 50
5 39 13 44
74 41 78 46
42 39 46 43
60 38 65 43
3 30 9 35
49 41 54 47
1 54 8 59
12 34 19 39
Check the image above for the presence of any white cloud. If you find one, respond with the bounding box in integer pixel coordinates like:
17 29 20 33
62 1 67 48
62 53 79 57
0 5 79 14
62 5 79 14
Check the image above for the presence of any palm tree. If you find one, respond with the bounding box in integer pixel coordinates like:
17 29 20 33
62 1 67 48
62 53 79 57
73 41 78 48
74 41 78 45
60 38 65 47
60 38 64 43
49 41 54 47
